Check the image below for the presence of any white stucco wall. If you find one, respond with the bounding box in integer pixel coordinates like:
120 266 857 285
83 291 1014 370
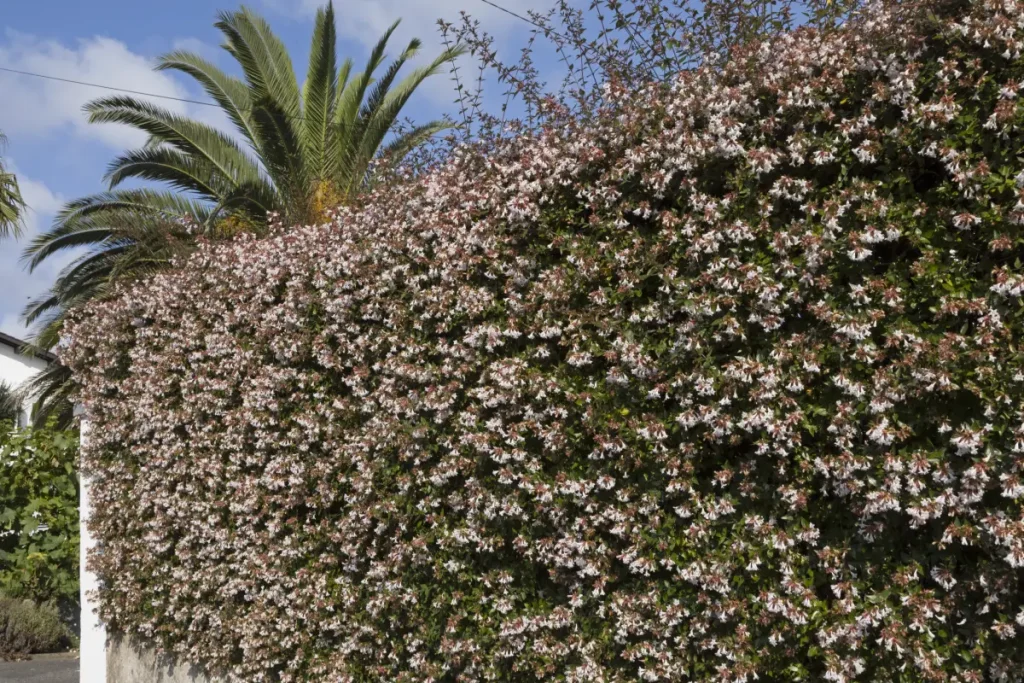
79 415 109 683
107 635 215 683
0 341 49 426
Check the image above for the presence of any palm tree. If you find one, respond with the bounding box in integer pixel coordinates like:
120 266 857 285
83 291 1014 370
27 3 461 269
21 3 462 425
0 132 25 239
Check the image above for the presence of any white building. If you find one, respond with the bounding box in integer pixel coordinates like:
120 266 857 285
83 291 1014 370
0 330 54 427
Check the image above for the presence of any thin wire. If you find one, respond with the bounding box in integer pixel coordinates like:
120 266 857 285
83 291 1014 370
0 65 313 123
0 66 225 109
477 0 572 41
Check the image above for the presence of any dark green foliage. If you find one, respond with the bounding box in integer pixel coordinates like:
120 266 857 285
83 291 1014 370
0 426 79 606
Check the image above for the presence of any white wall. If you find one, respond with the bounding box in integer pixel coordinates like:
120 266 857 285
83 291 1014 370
0 342 49 426
79 415 109 683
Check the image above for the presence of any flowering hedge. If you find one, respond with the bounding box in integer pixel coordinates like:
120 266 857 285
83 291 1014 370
66 0 1024 680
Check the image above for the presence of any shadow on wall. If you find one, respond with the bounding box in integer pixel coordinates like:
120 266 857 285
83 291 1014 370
106 635 215 683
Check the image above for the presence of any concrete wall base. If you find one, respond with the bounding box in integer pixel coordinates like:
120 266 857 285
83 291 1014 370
105 634 218 683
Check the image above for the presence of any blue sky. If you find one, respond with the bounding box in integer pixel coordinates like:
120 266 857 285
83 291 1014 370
0 0 549 340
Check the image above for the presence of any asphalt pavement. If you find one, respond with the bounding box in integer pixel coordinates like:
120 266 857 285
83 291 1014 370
0 653 79 683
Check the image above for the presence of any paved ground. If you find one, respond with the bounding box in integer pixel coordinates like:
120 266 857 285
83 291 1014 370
0 653 79 683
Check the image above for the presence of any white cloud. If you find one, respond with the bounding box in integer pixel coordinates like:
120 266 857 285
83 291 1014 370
268 0 552 52
171 37 220 62
0 30 195 150
0 165 74 342
0 313 29 339
332 0 546 45
17 173 63 235
274 0 545 38
0 313 31 341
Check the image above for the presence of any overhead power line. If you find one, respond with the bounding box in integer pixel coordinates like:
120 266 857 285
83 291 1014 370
0 66 225 109
0 65 321 123
477 0 571 40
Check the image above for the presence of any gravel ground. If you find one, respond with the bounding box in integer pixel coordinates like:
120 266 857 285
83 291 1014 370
0 653 79 683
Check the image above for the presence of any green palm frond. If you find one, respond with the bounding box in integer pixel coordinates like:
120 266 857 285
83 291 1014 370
250 96 307 217
32 245 132 324
23 189 209 271
335 20 402 135
217 7 302 116
25 364 74 429
357 38 424 122
301 2 338 182
86 97 266 191
0 131 24 239
156 50 262 154
215 6 306 197
375 120 454 173
336 58 353 99
104 147 229 198
337 36 422 190
341 44 466 195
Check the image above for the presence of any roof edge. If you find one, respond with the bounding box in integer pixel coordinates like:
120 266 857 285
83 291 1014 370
0 331 57 363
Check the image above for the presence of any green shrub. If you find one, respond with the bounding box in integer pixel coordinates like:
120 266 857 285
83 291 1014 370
0 426 79 606
0 596 71 660
64 0 1024 680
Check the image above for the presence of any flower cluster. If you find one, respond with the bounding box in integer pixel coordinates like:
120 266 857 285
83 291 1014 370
65 0 1024 680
